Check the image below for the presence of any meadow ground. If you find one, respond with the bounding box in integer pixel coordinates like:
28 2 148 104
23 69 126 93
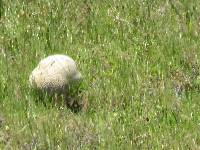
1 0 200 149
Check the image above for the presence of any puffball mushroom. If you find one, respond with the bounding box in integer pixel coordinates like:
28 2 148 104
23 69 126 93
29 54 82 97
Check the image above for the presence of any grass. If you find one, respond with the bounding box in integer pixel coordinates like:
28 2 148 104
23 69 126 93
1 0 200 149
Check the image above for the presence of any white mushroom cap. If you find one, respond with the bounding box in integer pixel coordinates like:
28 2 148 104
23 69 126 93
29 54 82 93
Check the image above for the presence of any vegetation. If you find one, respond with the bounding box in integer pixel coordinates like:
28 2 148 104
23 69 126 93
1 0 200 149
